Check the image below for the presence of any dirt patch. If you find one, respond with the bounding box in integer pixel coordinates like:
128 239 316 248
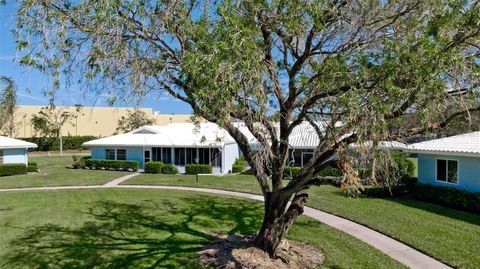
198 234 324 269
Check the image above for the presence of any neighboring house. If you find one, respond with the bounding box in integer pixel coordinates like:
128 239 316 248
84 121 406 174
409 132 480 192
83 123 239 174
0 136 37 166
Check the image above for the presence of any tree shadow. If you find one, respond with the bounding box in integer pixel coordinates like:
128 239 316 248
389 198 480 226
2 196 264 269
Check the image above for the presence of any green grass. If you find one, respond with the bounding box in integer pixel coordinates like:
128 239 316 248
0 156 129 189
0 189 405 268
126 173 264 194
125 173 480 268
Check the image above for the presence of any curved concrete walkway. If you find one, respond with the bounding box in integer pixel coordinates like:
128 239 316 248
0 176 451 269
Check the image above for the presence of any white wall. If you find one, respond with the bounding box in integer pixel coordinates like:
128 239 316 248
2 148 28 165
222 142 240 174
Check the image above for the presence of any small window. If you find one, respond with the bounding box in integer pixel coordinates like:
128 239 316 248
437 159 458 184
116 149 127 160
106 149 116 160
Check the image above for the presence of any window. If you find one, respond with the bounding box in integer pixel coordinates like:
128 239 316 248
106 149 126 160
437 159 458 184
174 148 186 165
106 149 116 160
198 148 210 165
302 152 314 166
0 150 3 164
186 148 197 164
144 150 151 163
162 148 172 164
116 149 126 160
211 148 222 167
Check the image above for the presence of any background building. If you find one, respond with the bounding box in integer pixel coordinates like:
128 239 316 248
13 105 194 137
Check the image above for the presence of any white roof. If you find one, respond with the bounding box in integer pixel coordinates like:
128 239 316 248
0 136 37 149
409 132 480 157
83 123 236 148
350 141 408 151
84 121 407 151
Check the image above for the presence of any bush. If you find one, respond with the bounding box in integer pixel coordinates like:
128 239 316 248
374 150 415 195
84 159 139 171
284 166 302 179
318 166 343 177
27 161 38 172
412 184 480 214
19 136 97 151
71 155 90 169
232 164 245 173
145 162 165 174
232 158 247 173
185 164 212 174
0 164 27 176
355 168 372 180
161 163 179 174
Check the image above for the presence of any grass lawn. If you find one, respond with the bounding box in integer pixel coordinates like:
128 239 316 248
125 173 480 268
0 189 405 268
0 156 129 189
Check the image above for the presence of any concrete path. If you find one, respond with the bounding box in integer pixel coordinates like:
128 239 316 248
0 176 451 269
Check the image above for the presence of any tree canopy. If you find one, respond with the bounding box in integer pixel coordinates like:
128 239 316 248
0 76 18 137
16 0 480 256
116 109 157 133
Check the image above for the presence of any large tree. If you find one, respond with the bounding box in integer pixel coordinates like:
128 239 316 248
116 109 157 133
16 0 480 257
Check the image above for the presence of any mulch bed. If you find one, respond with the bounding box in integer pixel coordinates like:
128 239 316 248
198 234 324 269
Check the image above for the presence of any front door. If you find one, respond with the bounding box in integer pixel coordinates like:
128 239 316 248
144 148 151 163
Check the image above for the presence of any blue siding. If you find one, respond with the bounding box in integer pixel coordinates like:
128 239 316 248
90 146 145 168
418 154 480 192
3 148 28 165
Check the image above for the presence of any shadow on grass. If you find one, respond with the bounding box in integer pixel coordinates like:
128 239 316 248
2 196 264 269
390 198 480 226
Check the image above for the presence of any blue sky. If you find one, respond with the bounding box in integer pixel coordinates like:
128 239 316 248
0 2 192 114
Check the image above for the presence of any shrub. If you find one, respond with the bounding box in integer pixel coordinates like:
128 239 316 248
19 136 97 151
318 166 343 177
412 184 480 214
71 155 89 169
161 163 179 174
284 166 302 179
232 164 245 173
185 164 212 174
27 161 38 172
145 162 165 174
84 159 139 171
232 158 247 173
0 164 27 176
374 150 415 196
355 168 372 180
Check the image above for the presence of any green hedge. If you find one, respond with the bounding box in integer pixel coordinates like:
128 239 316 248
145 162 165 174
412 184 480 214
318 166 343 177
27 161 38 172
84 159 138 171
0 164 27 176
185 164 212 174
232 158 247 173
19 136 97 151
162 164 179 174
284 166 302 179
355 168 372 180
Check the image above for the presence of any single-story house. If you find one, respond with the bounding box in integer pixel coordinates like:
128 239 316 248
409 132 480 192
84 121 407 174
0 136 37 166
83 123 239 174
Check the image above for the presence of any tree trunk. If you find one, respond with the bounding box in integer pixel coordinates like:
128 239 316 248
254 192 294 257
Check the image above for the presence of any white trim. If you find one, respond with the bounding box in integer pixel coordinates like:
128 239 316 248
410 150 480 158
434 158 459 185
